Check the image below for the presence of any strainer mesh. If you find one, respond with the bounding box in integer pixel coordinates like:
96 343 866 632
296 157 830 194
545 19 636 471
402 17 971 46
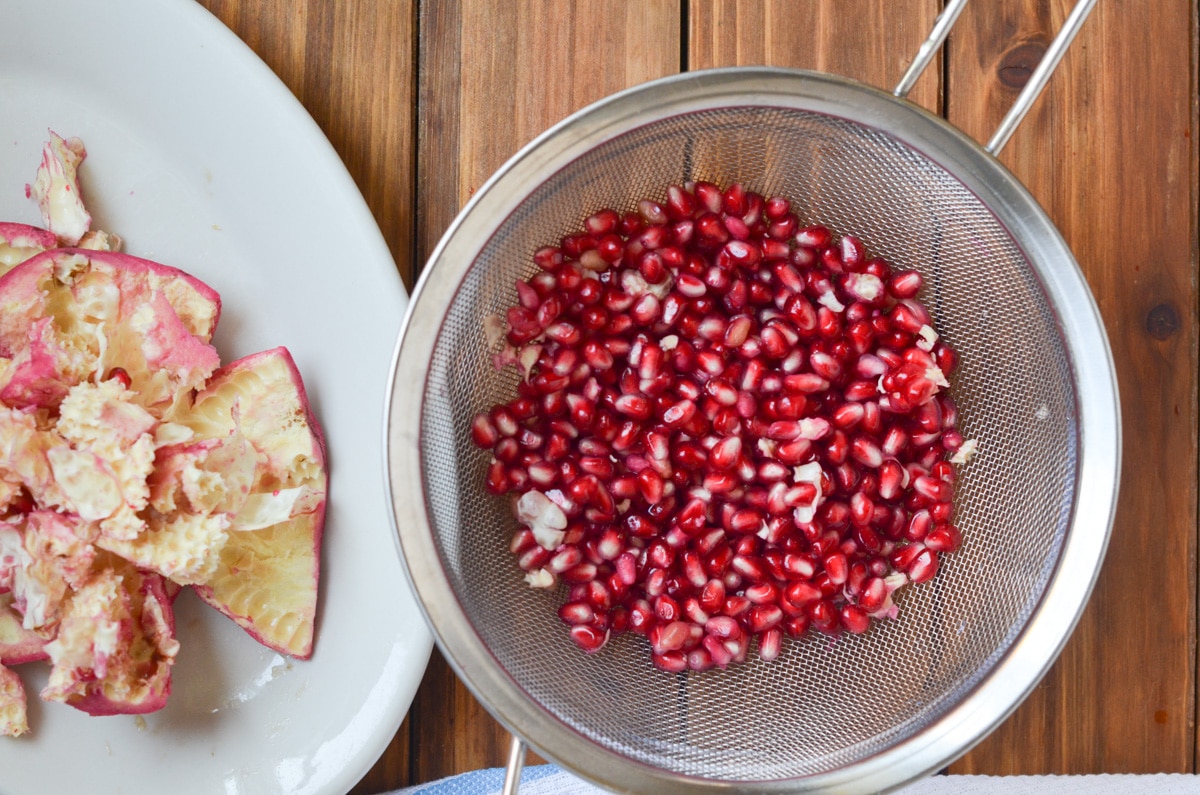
419 106 1076 781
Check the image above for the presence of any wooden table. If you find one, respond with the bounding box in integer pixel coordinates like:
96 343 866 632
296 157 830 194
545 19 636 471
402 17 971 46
197 1 1196 791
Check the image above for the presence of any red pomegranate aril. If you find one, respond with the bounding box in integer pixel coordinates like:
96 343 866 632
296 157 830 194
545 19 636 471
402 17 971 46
746 604 783 633
707 436 742 470
808 599 839 634
889 302 929 336
702 634 735 669
721 215 750 242
533 245 564 271
764 195 791 220
518 544 551 572
742 581 778 605
653 595 682 622
570 625 610 653
705 615 742 639
686 182 716 213
931 500 954 523
559 601 595 626
484 183 972 669
907 513 936 545
850 436 883 468
585 208 620 235
840 604 871 634
470 413 499 447
722 595 752 617
695 212 730 246
840 235 865 269
699 579 727 614
890 543 926 571
729 508 764 534
889 270 923 298
666 184 697 219
907 548 939 583
548 545 583 574
823 552 849 585
913 474 952 503
783 614 811 637
796 225 832 248
719 183 746 217
925 523 962 553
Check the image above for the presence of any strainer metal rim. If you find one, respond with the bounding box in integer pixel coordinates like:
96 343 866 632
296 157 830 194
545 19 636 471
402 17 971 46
385 66 1120 794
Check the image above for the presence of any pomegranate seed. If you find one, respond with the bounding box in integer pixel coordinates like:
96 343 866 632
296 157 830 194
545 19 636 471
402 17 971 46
925 523 962 553
746 604 783 632
481 182 968 670
913 474 952 503
470 413 499 447
908 548 939 583
840 604 871 634
570 625 610 653
559 601 595 625
889 270 923 298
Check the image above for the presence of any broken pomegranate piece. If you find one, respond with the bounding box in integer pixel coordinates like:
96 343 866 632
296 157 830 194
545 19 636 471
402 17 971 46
0 249 221 417
0 222 56 278
185 347 327 660
40 558 178 716
0 592 48 666
473 183 976 672
0 134 329 734
28 132 91 247
0 661 29 737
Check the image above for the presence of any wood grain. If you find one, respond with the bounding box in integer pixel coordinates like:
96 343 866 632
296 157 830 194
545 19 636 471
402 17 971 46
194 0 1198 790
409 0 681 783
688 0 943 113
944 0 1198 774
198 0 417 288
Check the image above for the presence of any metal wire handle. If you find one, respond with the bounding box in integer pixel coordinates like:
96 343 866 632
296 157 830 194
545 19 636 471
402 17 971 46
895 0 1098 155
493 2 1099 790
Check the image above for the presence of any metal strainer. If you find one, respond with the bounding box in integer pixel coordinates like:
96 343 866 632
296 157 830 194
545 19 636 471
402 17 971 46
385 2 1119 792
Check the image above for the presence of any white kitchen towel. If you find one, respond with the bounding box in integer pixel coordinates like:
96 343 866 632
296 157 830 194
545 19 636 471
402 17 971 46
390 766 1200 794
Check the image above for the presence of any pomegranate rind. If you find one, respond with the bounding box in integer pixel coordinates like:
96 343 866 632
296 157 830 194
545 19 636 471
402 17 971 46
40 560 177 716
51 380 158 542
0 594 47 665
0 662 29 737
28 132 90 247
194 512 323 659
0 222 56 278
0 249 222 417
185 347 326 659
98 431 259 586
2 511 99 634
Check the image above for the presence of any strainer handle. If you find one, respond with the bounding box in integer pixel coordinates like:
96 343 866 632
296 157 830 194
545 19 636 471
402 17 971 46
893 0 970 100
502 735 526 795
894 0 1098 155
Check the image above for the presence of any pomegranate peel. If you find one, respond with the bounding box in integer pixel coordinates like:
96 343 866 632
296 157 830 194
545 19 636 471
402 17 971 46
0 593 48 665
0 222 56 278
0 135 328 734
187 347 327 660
0 662 28 737
40 560 177 716
27 132 90 247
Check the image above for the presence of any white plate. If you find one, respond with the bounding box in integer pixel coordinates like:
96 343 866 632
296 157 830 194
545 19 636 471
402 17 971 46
0 1 432 792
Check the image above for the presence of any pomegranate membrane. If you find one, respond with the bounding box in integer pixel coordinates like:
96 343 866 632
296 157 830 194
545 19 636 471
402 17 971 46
471 181 974 673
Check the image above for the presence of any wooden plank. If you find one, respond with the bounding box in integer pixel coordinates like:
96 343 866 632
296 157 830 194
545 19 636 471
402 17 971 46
409 0 681 783
944 0 1197 774
688 0 943 114
199 0 417 289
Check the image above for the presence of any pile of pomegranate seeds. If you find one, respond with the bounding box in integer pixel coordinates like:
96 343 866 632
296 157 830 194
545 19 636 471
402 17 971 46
471 181 974 673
